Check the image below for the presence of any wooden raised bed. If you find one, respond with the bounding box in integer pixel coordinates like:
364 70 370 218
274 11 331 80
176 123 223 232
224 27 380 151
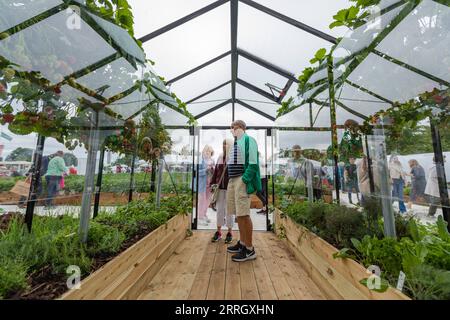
274 209 410 300
61 213 191 300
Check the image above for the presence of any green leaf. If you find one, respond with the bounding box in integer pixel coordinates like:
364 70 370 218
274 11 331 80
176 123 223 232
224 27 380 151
408 219 421 243
436 216 450 242
351 237 362 251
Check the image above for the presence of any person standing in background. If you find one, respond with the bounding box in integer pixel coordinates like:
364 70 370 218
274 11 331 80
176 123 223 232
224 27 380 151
389 155 407 213
425 157 442 217
345 157 360 205
197 145 215 224
407 159 426 209
210 139 234 243
44 151 67 209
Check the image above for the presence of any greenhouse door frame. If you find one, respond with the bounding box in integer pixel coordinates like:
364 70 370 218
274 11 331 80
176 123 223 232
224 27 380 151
190 126 274 232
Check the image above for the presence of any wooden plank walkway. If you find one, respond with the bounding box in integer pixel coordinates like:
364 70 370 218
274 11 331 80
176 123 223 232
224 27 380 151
138 231 325 300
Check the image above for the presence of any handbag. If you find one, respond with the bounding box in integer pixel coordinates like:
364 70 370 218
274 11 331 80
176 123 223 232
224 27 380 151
210 162 227 206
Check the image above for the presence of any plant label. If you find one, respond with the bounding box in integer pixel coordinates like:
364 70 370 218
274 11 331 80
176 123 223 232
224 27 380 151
396 271 406 291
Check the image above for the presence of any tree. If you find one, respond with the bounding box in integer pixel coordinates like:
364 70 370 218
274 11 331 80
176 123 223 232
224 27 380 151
5 147 33 161
63 153 78 167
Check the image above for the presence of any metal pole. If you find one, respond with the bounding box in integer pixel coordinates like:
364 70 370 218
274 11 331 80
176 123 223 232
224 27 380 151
271 129 276 208
194 129 201 229
155 155 164 209
79 111 100 243
327 54 340 204
373 120 396 238
25 134 45 232
128 150 137 203
365 135 376 194
265 129 269 231
430 121 450 232
150 160 157 192
93 147 105 219
190 126 196 229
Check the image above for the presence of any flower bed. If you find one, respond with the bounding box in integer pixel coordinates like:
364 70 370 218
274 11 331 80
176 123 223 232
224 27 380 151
276 200 450 300
0 195 192 300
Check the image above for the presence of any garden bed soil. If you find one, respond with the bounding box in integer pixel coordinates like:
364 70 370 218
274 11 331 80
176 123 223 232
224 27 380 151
3 216 175 300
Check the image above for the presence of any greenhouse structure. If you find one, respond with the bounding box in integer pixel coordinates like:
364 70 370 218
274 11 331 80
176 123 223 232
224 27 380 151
0 0 449 303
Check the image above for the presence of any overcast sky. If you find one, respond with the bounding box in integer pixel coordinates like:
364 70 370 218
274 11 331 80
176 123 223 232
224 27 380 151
1 0 352 164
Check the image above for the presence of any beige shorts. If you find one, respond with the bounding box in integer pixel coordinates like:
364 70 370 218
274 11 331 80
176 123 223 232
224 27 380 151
227 177 251 217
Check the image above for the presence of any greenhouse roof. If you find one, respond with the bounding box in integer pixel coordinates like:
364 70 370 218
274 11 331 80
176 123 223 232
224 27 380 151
279 0 450 129
130 0 351 127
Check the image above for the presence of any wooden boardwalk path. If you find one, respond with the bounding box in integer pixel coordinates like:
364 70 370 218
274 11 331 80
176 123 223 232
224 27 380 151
138 231 324 300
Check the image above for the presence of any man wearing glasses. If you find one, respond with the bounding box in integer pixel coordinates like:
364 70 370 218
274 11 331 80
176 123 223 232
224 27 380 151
226 120 262 262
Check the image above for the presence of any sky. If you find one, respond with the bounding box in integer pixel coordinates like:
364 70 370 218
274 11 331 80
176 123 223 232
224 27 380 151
0 0 352 166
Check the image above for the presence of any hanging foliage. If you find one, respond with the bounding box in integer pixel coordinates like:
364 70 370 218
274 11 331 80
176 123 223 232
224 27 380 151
361 87 450 137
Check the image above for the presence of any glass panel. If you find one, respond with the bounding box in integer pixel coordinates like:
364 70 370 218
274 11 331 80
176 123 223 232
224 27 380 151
347 53 443 102
274 130 334 204
169 55 231 102
165 129 193 195
251 0 351 38
311 103 331 127
186 83 231 116
332 4 406 62
238 56 288 94
234 105 274 127
60 85 100 106
196 104 232 126
188 100 229 117
87 11 146 62
308 66 328 85
76 58 141 99
336 83 390 116
109 88 153 120
376 0 450 83
0 10 116 84
276 104 313 128
130 0 215 39
0 0 63 33
158 103 190 126
237 84 279 117
238 2 333 74
335 105 366 126
142 2 230 80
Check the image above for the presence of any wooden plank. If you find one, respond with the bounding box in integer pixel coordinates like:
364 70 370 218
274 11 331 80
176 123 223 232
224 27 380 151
170 232 211 300
277 211 409 300
251 234 277 300
257 244 295 300
224 245 241 300
239 260 259 300
281 215 361 299
103 215 190 299
120 226 187 300
262 233 324 300
62 214 188 300
188 237 218 300
137 229 202 300
206 242 227 300
287 218 409 300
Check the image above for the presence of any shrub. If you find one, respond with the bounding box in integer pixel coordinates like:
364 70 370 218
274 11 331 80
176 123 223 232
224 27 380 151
405 265 450 300
86 222 125 256
0 257 28 299
324 206 365 248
